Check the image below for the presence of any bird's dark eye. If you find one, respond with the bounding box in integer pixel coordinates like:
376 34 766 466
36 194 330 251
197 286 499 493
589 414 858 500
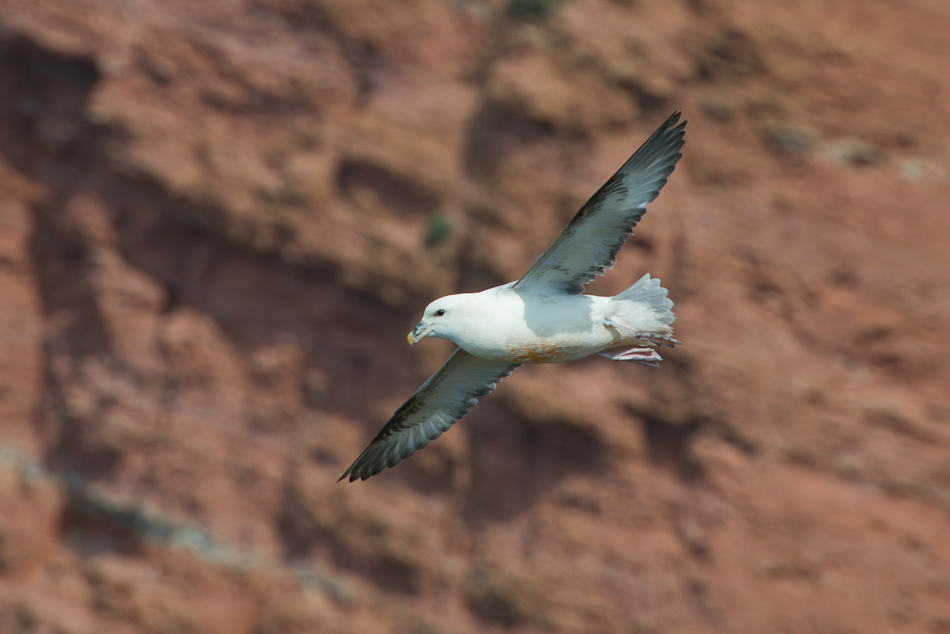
434 309 445 317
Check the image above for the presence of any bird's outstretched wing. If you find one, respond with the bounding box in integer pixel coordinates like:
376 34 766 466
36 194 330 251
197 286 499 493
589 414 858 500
513 112 686 295
340 349 519 482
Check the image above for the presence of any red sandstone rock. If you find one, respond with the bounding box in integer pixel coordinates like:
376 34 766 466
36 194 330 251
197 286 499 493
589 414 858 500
0 0 949 632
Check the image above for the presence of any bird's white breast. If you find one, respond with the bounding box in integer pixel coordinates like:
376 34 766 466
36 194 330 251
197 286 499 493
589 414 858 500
452 288 617 364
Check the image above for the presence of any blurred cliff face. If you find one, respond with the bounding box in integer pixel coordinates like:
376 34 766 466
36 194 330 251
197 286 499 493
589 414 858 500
0 0 948 632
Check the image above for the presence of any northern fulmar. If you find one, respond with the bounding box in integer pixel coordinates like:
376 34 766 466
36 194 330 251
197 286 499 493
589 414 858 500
341 112 687 482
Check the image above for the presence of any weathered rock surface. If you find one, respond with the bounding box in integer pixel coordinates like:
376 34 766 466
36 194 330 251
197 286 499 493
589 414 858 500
0 0 949 632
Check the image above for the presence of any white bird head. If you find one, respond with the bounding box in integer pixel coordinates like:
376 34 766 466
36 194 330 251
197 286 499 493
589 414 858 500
407 293 478 345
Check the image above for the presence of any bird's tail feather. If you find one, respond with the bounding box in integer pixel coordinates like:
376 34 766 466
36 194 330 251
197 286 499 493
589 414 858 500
610 273 675 327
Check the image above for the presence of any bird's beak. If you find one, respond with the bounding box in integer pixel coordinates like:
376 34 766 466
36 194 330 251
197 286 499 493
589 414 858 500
407 321 434 345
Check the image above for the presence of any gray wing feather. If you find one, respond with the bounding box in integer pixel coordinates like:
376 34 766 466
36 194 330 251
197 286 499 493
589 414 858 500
340 349 519 482
513 112 686 295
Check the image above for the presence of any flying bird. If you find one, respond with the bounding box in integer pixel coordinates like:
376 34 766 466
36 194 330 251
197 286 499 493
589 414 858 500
341 112 686 482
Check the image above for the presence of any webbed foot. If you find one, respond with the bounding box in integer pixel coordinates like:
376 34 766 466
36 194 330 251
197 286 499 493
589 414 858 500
598 347 663 368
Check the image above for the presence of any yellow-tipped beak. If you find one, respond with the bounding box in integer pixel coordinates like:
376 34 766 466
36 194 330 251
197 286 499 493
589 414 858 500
408 321 433 345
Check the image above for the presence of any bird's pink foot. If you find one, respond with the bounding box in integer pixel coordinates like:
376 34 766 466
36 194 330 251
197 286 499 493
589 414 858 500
599 347 663 368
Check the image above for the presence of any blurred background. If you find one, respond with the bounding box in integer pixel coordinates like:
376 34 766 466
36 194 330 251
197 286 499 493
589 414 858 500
0 0 948 632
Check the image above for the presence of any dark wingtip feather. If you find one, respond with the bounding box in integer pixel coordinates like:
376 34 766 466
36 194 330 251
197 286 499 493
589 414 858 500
659 111 684 131
339 456 370 482
339 450 380 482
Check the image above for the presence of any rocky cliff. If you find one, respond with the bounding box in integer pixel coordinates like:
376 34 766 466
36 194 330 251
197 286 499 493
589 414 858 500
0 0 949 632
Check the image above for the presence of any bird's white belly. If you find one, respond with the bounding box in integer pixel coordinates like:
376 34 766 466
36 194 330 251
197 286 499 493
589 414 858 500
503 333 605 364
454 291 618 364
